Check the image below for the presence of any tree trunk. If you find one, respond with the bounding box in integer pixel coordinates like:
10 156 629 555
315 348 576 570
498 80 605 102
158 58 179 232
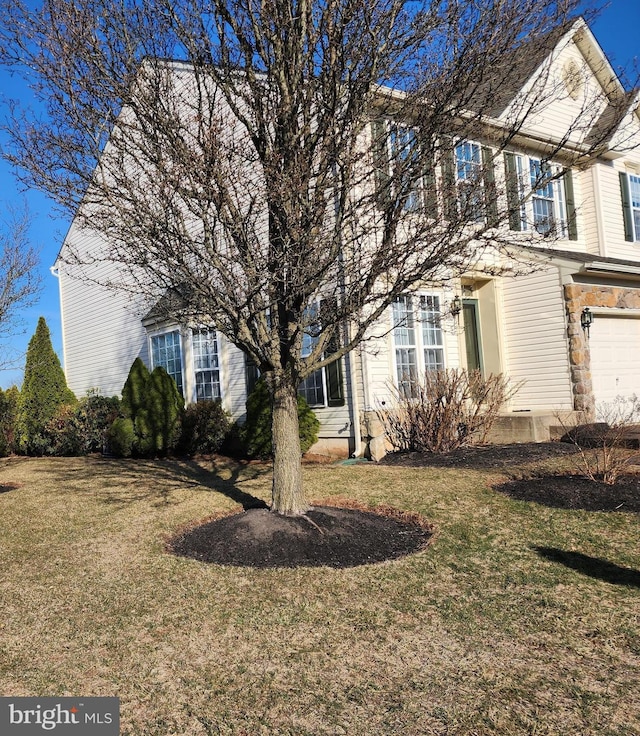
271 379 309 515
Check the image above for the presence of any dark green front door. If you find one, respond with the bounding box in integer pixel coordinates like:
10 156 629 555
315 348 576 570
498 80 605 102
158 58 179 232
463 300 483 373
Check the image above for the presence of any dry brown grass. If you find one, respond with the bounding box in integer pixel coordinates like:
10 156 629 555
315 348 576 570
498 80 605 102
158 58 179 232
0 454 638 735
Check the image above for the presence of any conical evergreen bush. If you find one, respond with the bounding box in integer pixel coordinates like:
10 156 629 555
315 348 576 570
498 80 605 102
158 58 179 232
18 317 76 454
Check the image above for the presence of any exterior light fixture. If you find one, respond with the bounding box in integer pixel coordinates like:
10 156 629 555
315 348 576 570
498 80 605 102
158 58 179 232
450 295 462 318
580 306 593 337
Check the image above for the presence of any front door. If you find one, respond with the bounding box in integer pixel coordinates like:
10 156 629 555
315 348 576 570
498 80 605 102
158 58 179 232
463 299 483 373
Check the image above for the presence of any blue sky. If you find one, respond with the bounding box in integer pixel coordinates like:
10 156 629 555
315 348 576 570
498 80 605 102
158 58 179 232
0 1 638 390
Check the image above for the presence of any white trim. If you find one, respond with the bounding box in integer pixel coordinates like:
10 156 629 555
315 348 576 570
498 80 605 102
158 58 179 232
189 326 224 404
147 325 187 397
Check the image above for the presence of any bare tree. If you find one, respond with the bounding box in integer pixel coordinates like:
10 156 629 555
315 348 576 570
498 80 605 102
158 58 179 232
0 205 40 365
0 0 633 513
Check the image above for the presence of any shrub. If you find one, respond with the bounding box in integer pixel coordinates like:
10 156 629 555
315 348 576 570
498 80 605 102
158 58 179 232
558 395 640 485
113 359 184 457
0 386 20 456
75 393 122 454
379 369 520 454
43 404 83 456
17 317 76 455
242 378 319 459
107 417 136 458
180 400 231 455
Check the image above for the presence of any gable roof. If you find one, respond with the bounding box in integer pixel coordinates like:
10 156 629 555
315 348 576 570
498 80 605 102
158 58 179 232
468 21 576 118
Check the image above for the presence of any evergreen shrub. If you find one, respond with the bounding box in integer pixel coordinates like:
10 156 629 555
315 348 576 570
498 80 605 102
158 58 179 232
242 377 319 459
0 386 20 456
18 317 76 455
107 417 136 458
180 400 231 455
111 358 184 457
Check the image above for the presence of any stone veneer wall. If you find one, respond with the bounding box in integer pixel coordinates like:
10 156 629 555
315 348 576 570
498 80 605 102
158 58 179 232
563 283 640 417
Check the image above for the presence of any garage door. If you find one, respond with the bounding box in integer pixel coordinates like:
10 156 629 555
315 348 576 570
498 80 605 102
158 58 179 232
589 314 640 409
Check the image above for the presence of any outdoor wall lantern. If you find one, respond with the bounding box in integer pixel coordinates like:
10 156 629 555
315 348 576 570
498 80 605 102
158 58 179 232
450 295 462 318
580 306 593 337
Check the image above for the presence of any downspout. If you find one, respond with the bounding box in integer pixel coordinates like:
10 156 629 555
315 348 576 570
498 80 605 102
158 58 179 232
50 264 69 383
347 329 363 457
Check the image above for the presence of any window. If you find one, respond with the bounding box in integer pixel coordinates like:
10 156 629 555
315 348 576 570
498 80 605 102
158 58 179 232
620 172 640 242
192 328 221 401
390 123 422 211
298 304 345 408
505 153 575 238
392 294 445 397
448 140 496 224
150 330 184 395
372 120 427 211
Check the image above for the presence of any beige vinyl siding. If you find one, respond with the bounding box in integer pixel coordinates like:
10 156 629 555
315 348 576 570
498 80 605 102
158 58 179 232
501 268 573 410
58 256 150 398
578 166 603 255
600 159 640 260
502 40 608 150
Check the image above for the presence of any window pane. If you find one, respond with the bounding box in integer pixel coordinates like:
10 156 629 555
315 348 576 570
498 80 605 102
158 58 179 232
392 296 415 346
391 124 421 211
455 141 483 221
298 369 325 406
193 328 220 401
419 295 443 349
151 331 183 395
530 159 555 234
424 348 445 372
395 347 417 398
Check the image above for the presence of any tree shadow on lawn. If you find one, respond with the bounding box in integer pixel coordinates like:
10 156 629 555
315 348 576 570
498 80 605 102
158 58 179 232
42 455 270 510
533 546 640 588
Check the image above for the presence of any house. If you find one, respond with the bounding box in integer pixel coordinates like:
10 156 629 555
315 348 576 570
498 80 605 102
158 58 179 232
54 17 640 459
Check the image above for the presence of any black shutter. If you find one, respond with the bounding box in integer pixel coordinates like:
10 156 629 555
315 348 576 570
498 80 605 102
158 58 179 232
482 146 498 226
504 152 522 231
620 172 634 242
371 119 390 204
564 169 578 241
442 137 457 221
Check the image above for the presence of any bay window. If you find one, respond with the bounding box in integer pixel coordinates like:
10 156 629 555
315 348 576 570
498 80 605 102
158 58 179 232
192 327 221 401
150 330 184 395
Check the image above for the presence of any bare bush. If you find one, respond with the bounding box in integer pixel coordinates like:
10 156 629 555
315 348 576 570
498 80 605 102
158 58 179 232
378 370 520 454
558 396 640 485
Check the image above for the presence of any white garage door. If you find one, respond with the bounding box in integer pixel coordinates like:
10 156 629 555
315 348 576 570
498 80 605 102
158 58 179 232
590 314 640 409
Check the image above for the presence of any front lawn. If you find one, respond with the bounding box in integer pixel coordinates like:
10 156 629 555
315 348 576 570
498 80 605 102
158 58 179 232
0 454 638 735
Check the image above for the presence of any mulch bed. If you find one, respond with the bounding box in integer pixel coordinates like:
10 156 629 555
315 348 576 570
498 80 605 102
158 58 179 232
380 442 640 513
379 441 581 469
169 442 639 569
495 474 640 512
168 504 434 569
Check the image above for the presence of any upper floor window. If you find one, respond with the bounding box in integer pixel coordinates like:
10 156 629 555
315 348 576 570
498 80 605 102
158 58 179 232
372 119 431 213
455 141 485 223
392 294 445 398
150 330 184 395
192 327 221 402
505 153 577 239
620 172 640 242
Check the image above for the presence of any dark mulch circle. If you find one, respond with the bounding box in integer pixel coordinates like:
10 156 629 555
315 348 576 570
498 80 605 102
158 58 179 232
168 505 435 569
495 474 640 513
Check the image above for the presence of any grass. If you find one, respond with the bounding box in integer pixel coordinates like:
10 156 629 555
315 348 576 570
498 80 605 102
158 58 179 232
0 454 638 735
